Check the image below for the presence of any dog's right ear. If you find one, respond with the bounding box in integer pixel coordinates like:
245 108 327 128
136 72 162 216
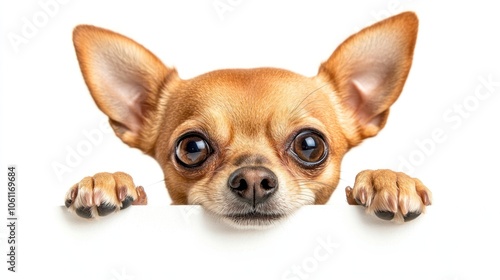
318 12 418 145
73 25 178 154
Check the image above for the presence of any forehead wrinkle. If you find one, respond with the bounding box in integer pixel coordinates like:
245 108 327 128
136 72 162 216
186 67 331 140
195 105 232 140
204 94 273 138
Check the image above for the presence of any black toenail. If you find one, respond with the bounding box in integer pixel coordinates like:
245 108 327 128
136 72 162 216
97 203 117 216
354 197 365 206
65 199 73 208
120 196 134 210
76 207 93 219
375 211 395 220
404 212 421 222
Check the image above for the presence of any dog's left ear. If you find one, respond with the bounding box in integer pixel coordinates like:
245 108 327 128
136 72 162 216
319 12 418 144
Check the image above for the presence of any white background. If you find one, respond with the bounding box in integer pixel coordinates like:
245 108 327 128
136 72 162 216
1 0 499 279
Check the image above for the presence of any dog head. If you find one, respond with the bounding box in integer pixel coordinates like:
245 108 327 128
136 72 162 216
73 12 417 228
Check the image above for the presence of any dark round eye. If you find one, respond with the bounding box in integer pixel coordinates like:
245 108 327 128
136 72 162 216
175 135 211 167
291 131 327 166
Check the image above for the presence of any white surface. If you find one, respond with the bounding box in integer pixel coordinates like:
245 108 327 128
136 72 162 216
10 205 488 280
1 0 500 279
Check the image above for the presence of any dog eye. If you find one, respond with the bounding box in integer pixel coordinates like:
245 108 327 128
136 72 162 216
291 131 327 166
175 135 211 167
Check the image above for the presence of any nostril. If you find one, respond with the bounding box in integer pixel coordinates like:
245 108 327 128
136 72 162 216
261 179 269 189
261 178 275 190
236 179 247 191
229 173 248 192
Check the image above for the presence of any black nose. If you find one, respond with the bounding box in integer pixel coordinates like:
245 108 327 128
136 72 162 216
228 166 278 206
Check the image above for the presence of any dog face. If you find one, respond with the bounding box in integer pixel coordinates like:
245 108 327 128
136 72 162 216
72 12 417 228
154 68 349 227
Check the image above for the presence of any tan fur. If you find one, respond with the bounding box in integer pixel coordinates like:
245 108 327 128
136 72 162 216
66 12 431 227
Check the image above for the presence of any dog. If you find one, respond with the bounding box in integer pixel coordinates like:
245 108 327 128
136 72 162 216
64 12 432 228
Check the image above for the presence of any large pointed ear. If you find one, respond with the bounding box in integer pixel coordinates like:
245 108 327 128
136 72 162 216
318 12 418 143
73 25 178 153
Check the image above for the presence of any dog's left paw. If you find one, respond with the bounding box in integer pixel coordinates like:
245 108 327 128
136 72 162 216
346 169 432 222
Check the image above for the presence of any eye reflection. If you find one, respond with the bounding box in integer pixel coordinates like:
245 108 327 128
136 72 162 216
176 135 211 167
291 131 327 166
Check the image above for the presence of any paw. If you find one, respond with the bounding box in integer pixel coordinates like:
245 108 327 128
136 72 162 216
64 172 147 219
345 169 432 222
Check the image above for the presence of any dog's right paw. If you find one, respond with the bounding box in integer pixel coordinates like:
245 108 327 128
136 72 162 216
64 172 147 219
345 169 431 222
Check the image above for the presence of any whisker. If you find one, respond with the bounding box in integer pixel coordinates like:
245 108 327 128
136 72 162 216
289 82 331 118
141 178 166 188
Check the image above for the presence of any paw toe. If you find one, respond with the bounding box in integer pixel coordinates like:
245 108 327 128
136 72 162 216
354 197 364 206
375 211 395 221
120 196 134 210
64 184 79 208
97 203 117 216
76 206 94 219
65 199 73 208
403 211 421 222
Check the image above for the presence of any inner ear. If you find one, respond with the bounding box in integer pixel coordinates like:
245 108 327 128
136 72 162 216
90 53 152 133
349 67 398 126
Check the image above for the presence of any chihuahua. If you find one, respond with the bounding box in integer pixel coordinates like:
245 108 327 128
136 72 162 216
65 12 431 228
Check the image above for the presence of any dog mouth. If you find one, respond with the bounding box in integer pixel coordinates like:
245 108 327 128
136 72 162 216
224 211 286 228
